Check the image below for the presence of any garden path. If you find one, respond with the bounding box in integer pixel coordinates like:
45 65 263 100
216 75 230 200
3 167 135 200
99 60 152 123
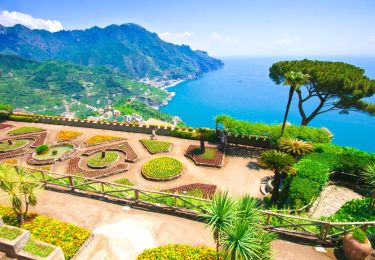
309 185 362 218
32 190 334 260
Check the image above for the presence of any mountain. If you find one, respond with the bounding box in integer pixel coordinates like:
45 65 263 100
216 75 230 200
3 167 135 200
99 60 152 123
0 24 223 80
0 54 173 120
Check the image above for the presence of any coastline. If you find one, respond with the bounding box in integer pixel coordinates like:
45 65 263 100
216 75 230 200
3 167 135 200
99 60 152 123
161 79 186 90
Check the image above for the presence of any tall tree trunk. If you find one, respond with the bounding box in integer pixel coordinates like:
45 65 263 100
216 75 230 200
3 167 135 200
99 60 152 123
271 172 281 203
281 86 295 135
215 229 220 260
200 137 206 154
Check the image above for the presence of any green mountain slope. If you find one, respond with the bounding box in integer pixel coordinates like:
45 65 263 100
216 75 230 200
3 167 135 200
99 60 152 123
0 54 170 118
0 24 223 80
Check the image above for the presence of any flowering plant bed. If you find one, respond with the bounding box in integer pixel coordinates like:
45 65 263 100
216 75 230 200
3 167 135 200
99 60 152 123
137 244 220 260
56 130 82 142
84 135 123 146
140 139 172 154
141 157 183 181
1 158 18 165
113 177 134 186
185 145 224 167
0 206 91 260
163 183 217 199
83 141 139 162
0 139 28 152
87 151 119 169
8 127 45 136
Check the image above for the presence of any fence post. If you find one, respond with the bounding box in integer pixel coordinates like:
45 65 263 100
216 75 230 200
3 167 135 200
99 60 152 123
174 193 178 208
68 176 75 191
134 189 139 202
319 223 327 242
265 214 271 225
101 183 105 195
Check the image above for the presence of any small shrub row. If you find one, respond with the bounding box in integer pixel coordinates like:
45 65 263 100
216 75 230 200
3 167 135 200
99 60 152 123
216 115 331 144
9 115 40 123
36 144 49 155
169 129 217 142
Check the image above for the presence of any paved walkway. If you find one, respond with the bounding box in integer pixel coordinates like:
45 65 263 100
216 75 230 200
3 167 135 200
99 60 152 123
31 190 334 260
309 185 362 218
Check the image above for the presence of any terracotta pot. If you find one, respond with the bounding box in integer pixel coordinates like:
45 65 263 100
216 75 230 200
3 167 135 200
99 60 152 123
342 233 372 260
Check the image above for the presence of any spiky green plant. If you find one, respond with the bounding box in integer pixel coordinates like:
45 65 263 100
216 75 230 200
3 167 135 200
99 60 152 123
259 150 296 203
278 137 314 156
362 164 375 214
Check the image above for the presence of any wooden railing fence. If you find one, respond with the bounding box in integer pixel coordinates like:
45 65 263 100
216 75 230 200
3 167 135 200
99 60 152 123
15 167 375 244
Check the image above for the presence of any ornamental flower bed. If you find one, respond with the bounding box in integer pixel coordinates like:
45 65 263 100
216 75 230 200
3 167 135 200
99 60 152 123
163 183 217 199
0 123 13 131
8 127 45 136
141 157 184 181
56 130 82 142
1 158 18 165
0 139 28 152
87 151 119 169
140 139 172 154
137 244 220 260
84 135 124 146
0 206 91 260
185 145 224 167
82 141 139 162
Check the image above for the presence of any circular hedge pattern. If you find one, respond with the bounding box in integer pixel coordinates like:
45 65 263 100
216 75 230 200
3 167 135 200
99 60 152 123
0 139 28 152
87 151 119 168
142 156 183 181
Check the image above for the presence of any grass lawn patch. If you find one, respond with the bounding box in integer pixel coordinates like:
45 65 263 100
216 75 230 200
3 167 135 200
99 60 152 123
137 244 220 260
113 178 134 186
8 127 44 136
142 157 183 181
140 139 172 154
0 139 28 152
84 135 123 146
57 130 82 142
87 151 119 168
185 145 224 167
23 239 54 258
0 206 91 259
163 183 217 199
0 226 22 240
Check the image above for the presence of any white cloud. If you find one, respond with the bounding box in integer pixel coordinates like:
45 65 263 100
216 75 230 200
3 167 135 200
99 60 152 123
275 37 301 45
158 31 194 45
209 32 239 44
0 10 63 32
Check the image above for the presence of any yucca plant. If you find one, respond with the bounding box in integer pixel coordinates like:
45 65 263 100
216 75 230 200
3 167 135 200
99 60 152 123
259 150 296 203
362 164 375 214
278 137 314 157
0 165 42 225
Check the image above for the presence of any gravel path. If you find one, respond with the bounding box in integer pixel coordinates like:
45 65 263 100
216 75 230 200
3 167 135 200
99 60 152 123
309 185 362 218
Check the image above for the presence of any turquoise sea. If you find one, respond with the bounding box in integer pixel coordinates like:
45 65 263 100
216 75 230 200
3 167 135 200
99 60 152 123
161 57 375 152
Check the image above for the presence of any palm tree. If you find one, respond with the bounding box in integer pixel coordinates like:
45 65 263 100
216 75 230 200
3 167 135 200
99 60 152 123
204 191 236 259
259 150 296 203
362 164 375 214
0 165 41 225
278 137 314 157
280 71 309 135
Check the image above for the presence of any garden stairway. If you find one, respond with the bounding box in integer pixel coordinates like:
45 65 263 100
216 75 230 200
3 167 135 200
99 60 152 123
308 185 362 218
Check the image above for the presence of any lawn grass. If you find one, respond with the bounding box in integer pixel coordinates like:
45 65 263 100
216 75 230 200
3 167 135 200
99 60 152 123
84 135 123 146
140 139 172 154
8 127 44 135
0 226 22 240
23 239 54 258
113 178 134 186
142 157 183 179
192 147 216 160
87 151 119 168
0 139 28 152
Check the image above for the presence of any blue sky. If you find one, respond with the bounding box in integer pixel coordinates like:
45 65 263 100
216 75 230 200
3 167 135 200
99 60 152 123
1 0 374 56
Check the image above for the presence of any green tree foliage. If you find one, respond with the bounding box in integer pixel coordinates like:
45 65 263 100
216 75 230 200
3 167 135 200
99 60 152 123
269 60 375 125
362 164 375 213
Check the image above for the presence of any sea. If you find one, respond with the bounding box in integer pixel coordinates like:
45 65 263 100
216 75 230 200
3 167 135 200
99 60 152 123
161 57 375 152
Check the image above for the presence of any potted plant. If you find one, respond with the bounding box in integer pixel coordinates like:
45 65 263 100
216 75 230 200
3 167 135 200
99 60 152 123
342 228 372 260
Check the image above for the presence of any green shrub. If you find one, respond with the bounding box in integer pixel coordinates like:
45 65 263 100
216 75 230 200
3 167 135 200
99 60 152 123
0 103 12 113
170 129 217 142
9 115 40 123
352 228 367 243
288 177 322 208
142 157 183 179
216 115 331 144
0 226 22 240
294 159 330 187
137 244 220 260
36 144 49 155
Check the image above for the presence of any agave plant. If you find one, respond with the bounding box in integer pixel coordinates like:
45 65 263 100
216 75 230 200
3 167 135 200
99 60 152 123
278 137 314 156
259 150 296 203
362 164 375 214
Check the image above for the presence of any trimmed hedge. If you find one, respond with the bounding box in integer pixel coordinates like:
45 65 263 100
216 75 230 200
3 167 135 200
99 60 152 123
170 129 217 142
216 115 331 144
286 144 375 208
9 115 40 123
